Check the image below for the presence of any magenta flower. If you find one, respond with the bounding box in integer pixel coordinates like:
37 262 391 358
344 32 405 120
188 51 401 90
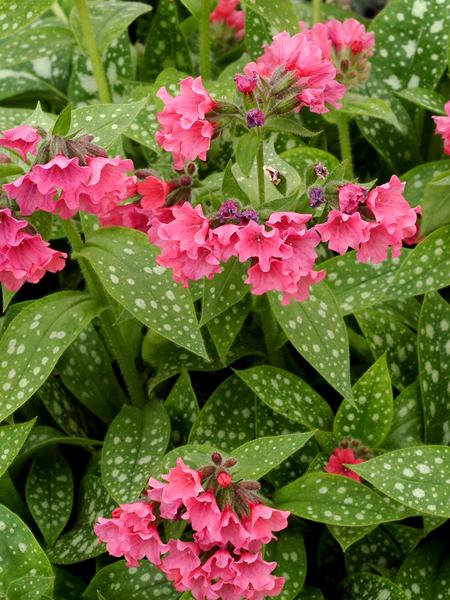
433 100 450 155
316 210 371 254
0 124 41 161
242 503 290 551
325 448 364 482
137 175 172 210
338 183 367 213
235 220 287 271
234 73 258 94
210 0 245 39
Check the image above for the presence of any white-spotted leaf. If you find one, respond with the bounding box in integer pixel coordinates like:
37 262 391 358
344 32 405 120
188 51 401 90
208 295 251 363
384 381 424 449
327 525 376 552
244 0 299 34
165 369 199 445
341 573 408 600
7 575 53 600
0 1 53 40
0 292 100 423
102 402 170 503
265 529 307 600
403 160 450 207
200 258 249 325
0 420 34 479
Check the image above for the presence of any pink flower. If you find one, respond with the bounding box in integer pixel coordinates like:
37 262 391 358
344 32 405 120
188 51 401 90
0 208 27 247
245 31 345 113
210 0 245 39
210 224 240 262
98 202 150 232
316 210 371 254
338 183 367 213
233 552 285 598
195 506 248 551
366 175 414 228
0 125 41 161
4 172 58 215
242 503 290 551
356 222 402 264
433 100 450 155
158 202 210 258
325 448 364 482
325 18 375 55
156 77 215 170
281 269 326 305
234 73 257 94
183 491 222 539
137 175 172 210
160 540 202 591
94 501 167 567
235 220 287 271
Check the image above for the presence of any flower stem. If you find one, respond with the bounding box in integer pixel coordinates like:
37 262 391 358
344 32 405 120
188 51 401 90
61 218 146 407
336 112 354 179
256 139 265 206
199 0 212 80
74 0 112 103
312 0 323 24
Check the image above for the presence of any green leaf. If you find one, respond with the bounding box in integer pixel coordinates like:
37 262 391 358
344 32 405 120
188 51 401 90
231 432 315 481
58 324 124 424
165 369 199 446
396 87 447 114
334 355 393 447
83 559 179 600
78 227 207 358
384 225 450 300
0 1 54 40
339 94 403 131
53 567 85 600
281 146 339 177
236 132 261 177
384 381 424 450
340 573 408 600
269 283 352 399
297 586 324 600
70 1 151 55
0 292 100 423
0 503 53 595
102 402 170 503
46 475 115 564
25 449 73 546
236 365 333 431
395 537 448 600
265 529 307 600
208 295 252 363
178 0 201 18
7 575 53 600
243 0 299 34
70 100 146 148
321 252 405 315
52 103 72 137
142 0 191 81
420 171 450 236
155 444 217 475
344 526 405 575
0 420 34 479
327 525 376 552
266 116 319 138
351 446 450 518
403 160 450 208
245 9 271 60
274 472 414 526
188 375 256 450
200 258 249 326
418 293 450 444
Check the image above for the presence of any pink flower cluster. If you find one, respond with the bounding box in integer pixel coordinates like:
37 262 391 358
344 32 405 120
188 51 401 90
148 202 325 304
244 30 346 113
210 0 245 39
95 457 289 600
303 18 375 87
0 208 66 291
325 447 364 482
433 100 450 155
0 125 41 161
316 176 420 264
156 77 216 170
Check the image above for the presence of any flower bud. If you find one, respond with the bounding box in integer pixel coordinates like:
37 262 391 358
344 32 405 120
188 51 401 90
314 162 329 179
211 452 223 465
246 109 265 128
309 187 325 208
223 457 237 468
216 470 233 488
234 73 258 95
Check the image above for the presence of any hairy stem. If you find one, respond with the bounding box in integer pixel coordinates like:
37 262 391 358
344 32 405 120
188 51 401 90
74 0 112 103
312 0 323 24
199 0 212 80
337 112 354 179
62 219 146 407
256 139 265 206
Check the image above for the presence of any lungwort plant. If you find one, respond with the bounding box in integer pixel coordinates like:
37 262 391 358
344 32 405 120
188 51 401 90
0 0 449 598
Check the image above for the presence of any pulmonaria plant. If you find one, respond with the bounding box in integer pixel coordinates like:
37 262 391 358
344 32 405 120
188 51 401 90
95 454 289 599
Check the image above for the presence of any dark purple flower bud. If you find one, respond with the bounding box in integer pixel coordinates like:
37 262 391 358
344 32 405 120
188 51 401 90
239 208 260 224
234 73 258 95
211 452 222 465
218 200 239 222
246 108 265 129
314 162 329 179
309 187 325 208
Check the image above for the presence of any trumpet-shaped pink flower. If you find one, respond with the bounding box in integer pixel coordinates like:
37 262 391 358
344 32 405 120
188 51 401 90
183 492 222 539
94 501 167 567
160 540 202 591
245 31 345 113
3 172 58 216
156 77 215 170
241 503 290 551
325 18 375 55
325 448 364 482
316 210 371 254
210 223 240 262
366 175 414 228
98 202 151 232
0 125 41 161
338 183 367 213
137 175 172 210
235 220 287 271
210 0 245 39
356 222 402 264
233 552 285 598
0 208 27 247
433 100 450 155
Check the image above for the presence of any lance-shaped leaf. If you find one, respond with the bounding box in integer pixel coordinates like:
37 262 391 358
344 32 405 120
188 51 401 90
384 381 424 450
420 172 450 236
345 526 405 575
0 504 53 595
7 575 53 599
78 227 207 358
244 0 299 34
327 525 376 552
274 473 414 526
351 446 450 518
102 402 170 503
208 295 252 364
165 369 199 445
418 293 450 444
236 366 333 431
25 449 73 546
46 475 115 564
154 444 218 476
84 559 179 599
269 283 352 399
265 529 307 600
396 88 447 115
230 432 315 481
0 420 34 478
340 573 408 600
402 160 450 207
200 258 249 325
0 0 53 40
334 355 393 447
246 8 271 60
281 146 339 178
0 292 100 423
